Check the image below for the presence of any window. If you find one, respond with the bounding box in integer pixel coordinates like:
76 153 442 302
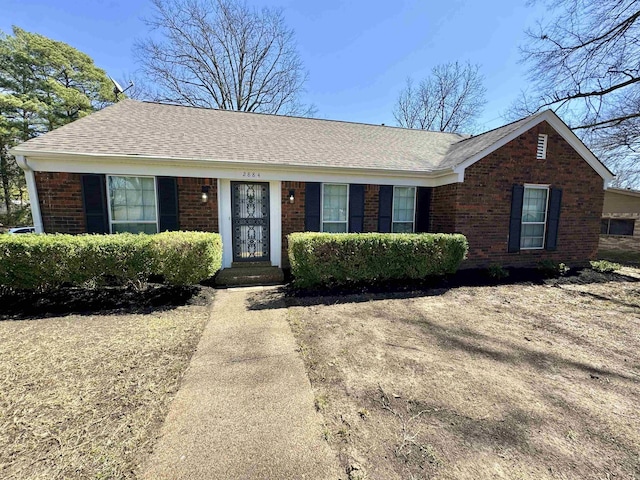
392 186 416 232
322 183 348 232
520 185 549 249
601 218 635 236
107 176 158 234
536 134 548 159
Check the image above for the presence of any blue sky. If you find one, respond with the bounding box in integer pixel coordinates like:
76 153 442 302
2 0 546 131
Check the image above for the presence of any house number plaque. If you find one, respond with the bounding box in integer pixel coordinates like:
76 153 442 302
242 171 261 178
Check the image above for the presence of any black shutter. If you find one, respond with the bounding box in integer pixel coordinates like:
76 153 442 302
414 187 431 232
81 174 108 234
378 185 393 232
508 184 524 253
157 177 179 232
348 184 365 233
545 188 562 251
305 182 321 231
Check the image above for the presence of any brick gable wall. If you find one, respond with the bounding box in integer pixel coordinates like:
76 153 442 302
452 121 604 268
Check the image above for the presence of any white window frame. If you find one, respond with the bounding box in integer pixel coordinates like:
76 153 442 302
321 183 349 233
521 184 549 250
106 175 159 234
392 186 417 233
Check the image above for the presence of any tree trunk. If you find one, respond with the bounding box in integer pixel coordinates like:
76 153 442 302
0 144 13 219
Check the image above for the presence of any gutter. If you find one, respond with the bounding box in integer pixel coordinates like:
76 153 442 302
8 148 459 180
15 155 43 233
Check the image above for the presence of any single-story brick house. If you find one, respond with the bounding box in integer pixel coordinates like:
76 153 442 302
10 99 614 270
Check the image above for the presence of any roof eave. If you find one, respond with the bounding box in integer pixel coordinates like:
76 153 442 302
10 148 457 180
451 110 615 189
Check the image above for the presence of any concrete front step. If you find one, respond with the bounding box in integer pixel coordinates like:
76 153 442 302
215 266 285 286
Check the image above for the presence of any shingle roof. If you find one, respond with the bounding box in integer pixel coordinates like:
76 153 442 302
9 99 569 174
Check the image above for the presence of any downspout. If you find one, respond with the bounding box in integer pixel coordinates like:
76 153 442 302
15 155 43 233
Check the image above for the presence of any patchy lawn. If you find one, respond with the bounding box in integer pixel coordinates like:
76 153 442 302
0 288 213 479
286 272 640 479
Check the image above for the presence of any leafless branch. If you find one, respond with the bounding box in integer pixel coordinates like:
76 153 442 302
134 0 312 116
393 62 486 133
511 0 640 185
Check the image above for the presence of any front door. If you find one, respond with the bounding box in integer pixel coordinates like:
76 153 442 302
231 182 270 262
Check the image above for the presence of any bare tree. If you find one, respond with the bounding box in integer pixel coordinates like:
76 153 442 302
513 0 640 187
393 62 486 133
135 0 312 116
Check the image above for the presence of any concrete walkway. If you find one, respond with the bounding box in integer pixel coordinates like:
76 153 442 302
141 287 341 480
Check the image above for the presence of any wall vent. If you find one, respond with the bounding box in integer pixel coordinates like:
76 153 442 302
537 134 548 159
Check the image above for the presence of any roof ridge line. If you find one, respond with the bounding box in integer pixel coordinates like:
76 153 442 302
137 99 469 137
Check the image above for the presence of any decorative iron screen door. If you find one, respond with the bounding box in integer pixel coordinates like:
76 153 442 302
231 182 270 262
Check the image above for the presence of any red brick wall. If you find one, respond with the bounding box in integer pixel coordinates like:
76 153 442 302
35 173 218 234
281 181 306 263
35 172 85 234
430 183 457 233
364 184 380 232
177 177 218 232
453 121 604 268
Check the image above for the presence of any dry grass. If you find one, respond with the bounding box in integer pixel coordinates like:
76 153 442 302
0 291 213 479
287 272 640 479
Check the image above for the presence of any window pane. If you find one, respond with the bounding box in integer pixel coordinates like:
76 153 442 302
393 187 416 224
112 223 157 234
522 188 548 223
323 222 347 233
392 222 413 233
520 223 544 248
323 184 348 222
609 219 635 236
109 176 157 227
601 219 610 234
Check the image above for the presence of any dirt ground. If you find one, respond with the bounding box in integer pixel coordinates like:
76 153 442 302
0 288 213 479
286 270 640 479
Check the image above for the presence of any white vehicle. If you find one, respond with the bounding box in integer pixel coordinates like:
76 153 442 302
7 226 36 234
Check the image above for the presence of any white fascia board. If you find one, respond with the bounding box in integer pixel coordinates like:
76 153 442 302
16 151 461 187
452 110 615 189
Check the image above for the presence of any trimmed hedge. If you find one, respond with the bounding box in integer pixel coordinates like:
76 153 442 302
0 231 222 290
288 232 468 288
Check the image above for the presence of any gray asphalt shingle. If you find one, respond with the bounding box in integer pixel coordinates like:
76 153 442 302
12 99 546 173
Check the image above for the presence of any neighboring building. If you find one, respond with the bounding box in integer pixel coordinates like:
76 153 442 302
600 187 640 252
9 100 614 270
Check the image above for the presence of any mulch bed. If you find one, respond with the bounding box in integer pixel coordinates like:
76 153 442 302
0 284 209 320
282 266 637 300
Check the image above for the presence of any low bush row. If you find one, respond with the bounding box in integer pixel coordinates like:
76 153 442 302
0 232 222 290
288 232 468 288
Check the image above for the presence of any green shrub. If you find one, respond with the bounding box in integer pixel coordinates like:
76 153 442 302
537 259 570 278
590 259 621 273
486 264 509 280
0 232 222 291
151 232 222 286
288 232 468 288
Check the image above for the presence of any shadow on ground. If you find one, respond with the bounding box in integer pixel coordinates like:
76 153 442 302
245 267 638 310
0 285 212 320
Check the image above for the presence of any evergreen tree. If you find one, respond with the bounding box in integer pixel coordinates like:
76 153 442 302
0 27 113 224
